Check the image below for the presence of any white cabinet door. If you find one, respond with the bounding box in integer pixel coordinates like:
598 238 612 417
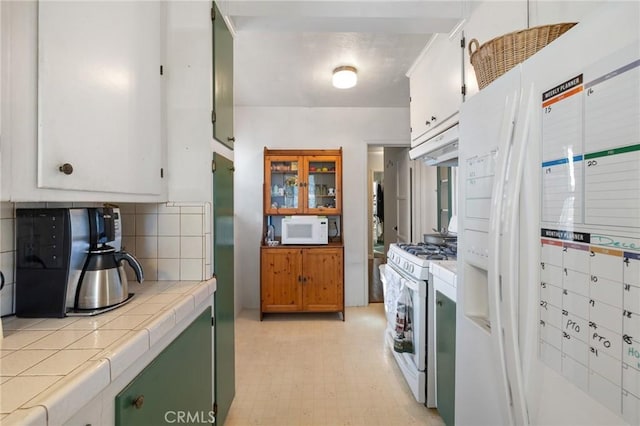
409 32 463 147
463 0 528 99
409 45 432 145
166 0 213 202
528 0 605 26
37 1 163 195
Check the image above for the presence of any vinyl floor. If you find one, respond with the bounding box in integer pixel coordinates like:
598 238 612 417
225 304 444 426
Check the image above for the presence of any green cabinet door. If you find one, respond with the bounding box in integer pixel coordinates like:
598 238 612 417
436 291 456 426
115 308 213 426
213 152 235 425
212 2 234 149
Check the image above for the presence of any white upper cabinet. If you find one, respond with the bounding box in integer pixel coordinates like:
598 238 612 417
462 0 528 100
165 1 214 202
528 0 606 26
37 1 164 195
408 31 464 147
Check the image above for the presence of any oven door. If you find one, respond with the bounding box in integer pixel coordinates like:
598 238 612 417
381 263 433 405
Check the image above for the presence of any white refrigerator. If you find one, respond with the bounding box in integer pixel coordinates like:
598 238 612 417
456 2 640 425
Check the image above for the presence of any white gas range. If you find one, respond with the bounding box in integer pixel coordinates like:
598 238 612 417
380 241 457 407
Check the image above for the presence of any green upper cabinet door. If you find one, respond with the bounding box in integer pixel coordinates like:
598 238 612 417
213 2 234 149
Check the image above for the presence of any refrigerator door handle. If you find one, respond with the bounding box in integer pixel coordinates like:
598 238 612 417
488 84 521 426
500 83 536 426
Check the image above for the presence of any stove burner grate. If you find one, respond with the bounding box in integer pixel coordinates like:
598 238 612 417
397 242 457 260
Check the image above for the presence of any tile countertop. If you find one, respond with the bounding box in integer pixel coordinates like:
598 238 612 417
0 278 216 425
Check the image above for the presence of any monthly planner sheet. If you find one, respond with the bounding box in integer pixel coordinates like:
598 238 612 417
538 45 640 424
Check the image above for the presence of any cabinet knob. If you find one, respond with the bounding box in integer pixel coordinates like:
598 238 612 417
227 137 235 142
437 300 443 306
59 163 74 175
132 395 145 409
431 116 437 122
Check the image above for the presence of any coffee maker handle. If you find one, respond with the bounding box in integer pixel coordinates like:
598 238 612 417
116 251 144 283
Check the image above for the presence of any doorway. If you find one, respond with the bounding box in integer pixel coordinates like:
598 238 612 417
366 146 409 303
367 147 384 303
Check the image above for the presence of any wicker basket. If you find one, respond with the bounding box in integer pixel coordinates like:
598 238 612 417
469 22 577 89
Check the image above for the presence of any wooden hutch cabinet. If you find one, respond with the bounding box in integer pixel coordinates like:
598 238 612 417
261 148 344 320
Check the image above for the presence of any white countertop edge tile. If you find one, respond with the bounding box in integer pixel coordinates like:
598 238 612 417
104 329 150 380
207 276 217 294
192 281 212 307
173 294 196 325
146 309 177 348
433 275 457 302
2 280 216 421
23 359 111 426
1 405 47 426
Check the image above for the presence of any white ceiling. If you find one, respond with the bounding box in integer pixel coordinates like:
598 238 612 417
222 0 466 108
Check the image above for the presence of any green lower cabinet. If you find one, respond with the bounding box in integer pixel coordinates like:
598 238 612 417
115 307 213 426
436 291 456 426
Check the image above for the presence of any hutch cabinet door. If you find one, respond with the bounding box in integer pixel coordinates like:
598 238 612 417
302 247 344 312
264 155 305 214
260 248 304 312
304 155 342 215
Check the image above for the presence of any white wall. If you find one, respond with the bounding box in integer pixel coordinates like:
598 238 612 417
235 106 410 309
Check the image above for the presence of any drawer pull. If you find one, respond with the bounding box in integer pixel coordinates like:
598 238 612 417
132 395 145 409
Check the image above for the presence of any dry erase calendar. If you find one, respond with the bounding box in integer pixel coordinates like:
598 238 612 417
538 50 640 423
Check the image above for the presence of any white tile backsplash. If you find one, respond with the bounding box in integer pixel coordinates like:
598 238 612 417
158 237 180 258
0 201 210 317
121 236 136 253
135 236 158 259
122 203 209 281
204 202 212 234
180 206 203 214
158 214 180 236
118 203 136 214
158 204 180 214
180 214 203 236
158 259 181 281
135 204 158 214
180 236 203 259
135 214 158 236
120 214 136 237
180 259 203 281
138 258 158 281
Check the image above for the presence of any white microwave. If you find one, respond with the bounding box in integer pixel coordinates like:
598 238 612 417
281 216 328 245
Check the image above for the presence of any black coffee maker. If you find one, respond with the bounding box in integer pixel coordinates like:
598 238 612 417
15 207 143 317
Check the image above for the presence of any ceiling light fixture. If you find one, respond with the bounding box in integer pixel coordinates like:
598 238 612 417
332 66 357 89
